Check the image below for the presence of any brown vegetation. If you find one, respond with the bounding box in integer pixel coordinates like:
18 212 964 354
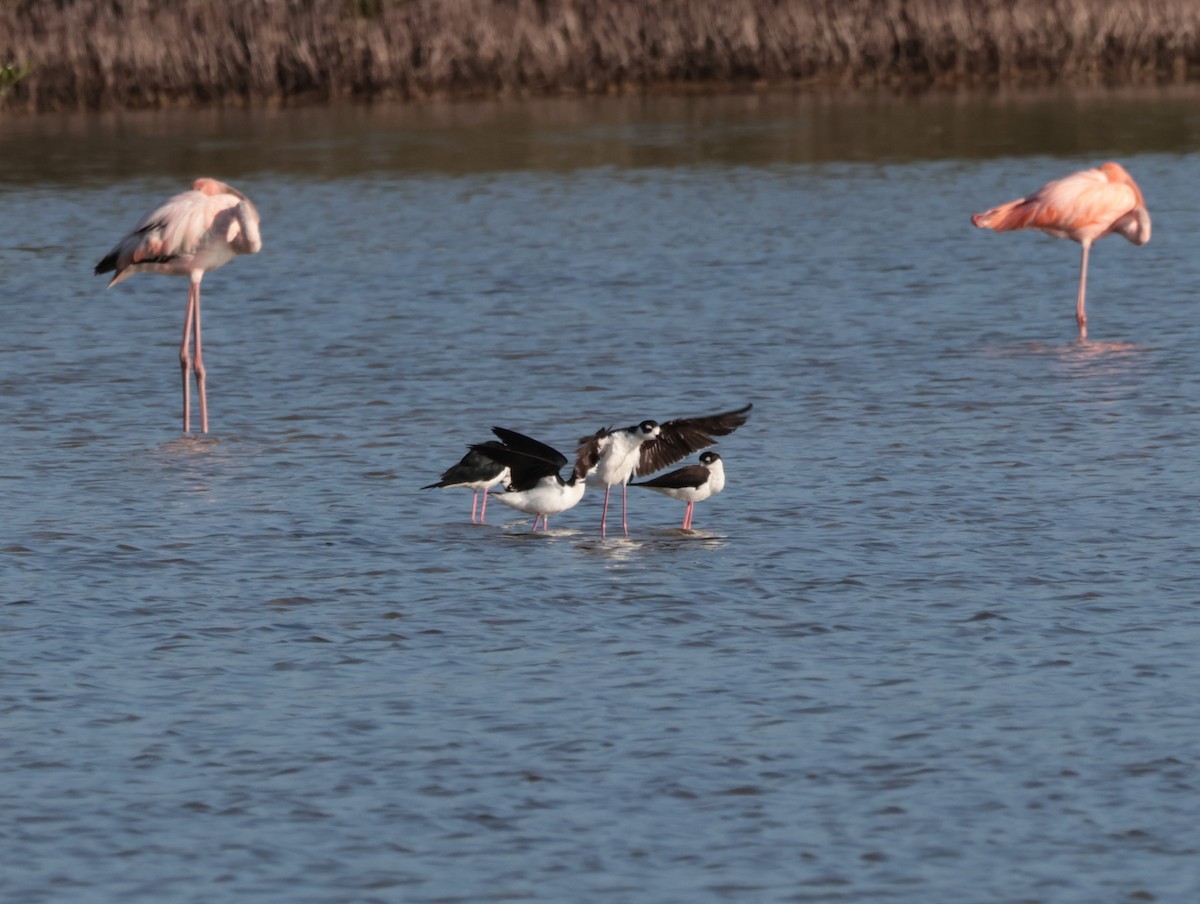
3 0 1200 112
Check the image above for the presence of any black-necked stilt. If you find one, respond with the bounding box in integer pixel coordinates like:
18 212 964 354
422 443 511 524
631 451 726 530
575 403 751 537
475 428 588 532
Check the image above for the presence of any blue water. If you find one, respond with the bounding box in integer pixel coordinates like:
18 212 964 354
3 94 1200 902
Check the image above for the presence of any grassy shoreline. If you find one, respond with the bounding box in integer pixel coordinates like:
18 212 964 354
3 0 1200 113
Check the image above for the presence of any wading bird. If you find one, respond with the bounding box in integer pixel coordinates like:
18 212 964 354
422 445 511 524
631 450 726 531
476 428 588 532
575 403 751 537
971 162 1150 340
95 178 263 433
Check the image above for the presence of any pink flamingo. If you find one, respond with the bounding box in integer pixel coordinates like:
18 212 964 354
95 178 262 433
972 162 1151 339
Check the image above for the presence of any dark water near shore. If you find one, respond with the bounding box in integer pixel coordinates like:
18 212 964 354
3 90 1200 902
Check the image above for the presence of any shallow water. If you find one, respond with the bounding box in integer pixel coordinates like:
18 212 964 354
3 90 1200 902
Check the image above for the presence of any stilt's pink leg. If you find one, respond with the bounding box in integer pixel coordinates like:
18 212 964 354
470 489 480 524
621 482 629 537
480 489 489 523
1076 241 1090 340
179 283 198 433
191 274 208 433
600 487 611 537
682 501 693 530
530 514 543 532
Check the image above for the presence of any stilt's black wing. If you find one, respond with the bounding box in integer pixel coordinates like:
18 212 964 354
422 442 508 489
474 428 568 491
631 463 710 490
636 404 751 476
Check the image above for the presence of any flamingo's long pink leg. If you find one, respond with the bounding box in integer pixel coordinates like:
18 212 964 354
1076 241 1091 340
191 275 208 433
179 283 198 433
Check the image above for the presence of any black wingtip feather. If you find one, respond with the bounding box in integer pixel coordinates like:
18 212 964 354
94 252 118 276
489 427 568 468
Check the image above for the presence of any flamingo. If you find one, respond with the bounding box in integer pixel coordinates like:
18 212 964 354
631 450 726 531
575 403 751 538
95 178 263 433
971 162 1151 339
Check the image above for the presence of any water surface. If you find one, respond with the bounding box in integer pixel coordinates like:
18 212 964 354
3 90 1200 902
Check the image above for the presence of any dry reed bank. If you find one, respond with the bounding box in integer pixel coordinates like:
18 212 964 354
3 0 1200 112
